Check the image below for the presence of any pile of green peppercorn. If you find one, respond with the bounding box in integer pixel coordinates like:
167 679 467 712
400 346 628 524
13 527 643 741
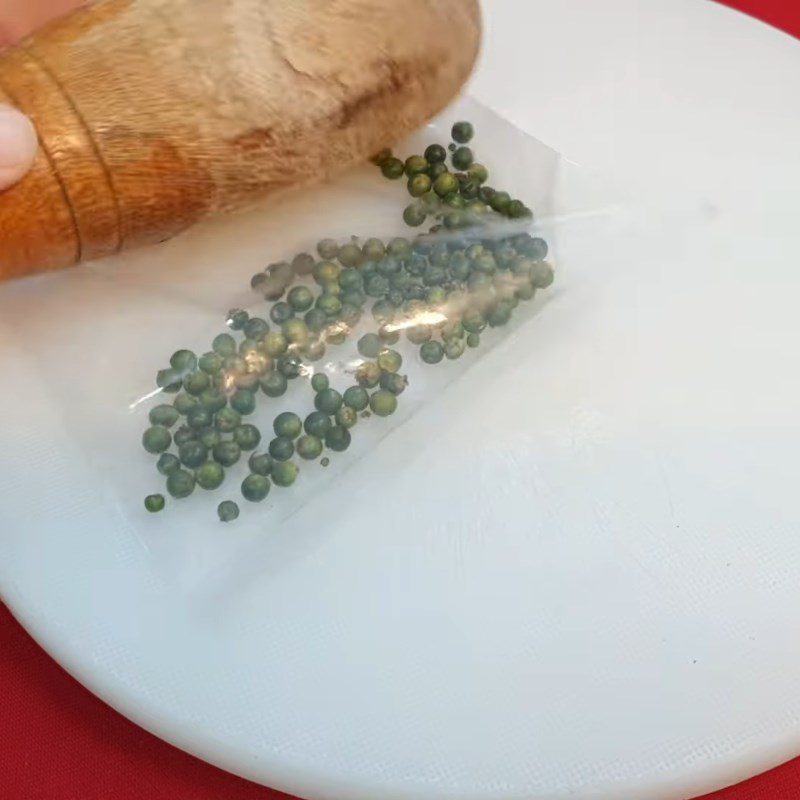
141 121 554 522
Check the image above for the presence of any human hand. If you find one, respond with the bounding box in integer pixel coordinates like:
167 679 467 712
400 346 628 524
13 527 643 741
0 0 83 189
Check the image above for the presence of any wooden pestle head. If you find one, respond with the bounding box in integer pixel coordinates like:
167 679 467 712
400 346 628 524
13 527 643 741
0 0 481 280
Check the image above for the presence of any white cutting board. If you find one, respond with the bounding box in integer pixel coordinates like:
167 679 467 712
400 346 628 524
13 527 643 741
1 1 799 799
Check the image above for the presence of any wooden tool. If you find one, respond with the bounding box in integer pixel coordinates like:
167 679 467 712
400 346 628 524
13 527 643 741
0 0 480 280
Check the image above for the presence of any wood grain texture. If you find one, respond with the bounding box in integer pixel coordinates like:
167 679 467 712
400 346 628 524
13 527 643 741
0 0 481 280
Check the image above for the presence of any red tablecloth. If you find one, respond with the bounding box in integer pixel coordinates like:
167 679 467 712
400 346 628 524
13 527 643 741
1 3 798 799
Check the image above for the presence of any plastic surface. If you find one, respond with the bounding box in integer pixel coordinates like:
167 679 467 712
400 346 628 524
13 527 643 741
2 98 563 593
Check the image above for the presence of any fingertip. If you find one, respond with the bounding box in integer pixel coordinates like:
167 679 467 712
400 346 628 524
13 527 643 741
0 104 38 190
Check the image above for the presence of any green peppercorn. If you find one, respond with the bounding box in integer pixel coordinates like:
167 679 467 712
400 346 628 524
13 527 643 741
183 371 210 396
213 440 241 467
362 238 386 261
233 424 261 451
379 372 408 395
199 428 222 448
434 173 459 197
478 185 496 204
304 375 326 396
474 254 498 276
199 352 224 375
515 281 536 301
356 361 382 388
338 243 364 269
487 301 513 328
325 425 352 452
444 210 464 230
340 291 366 311
420 340 444 364
371 148 393 166
302 308 327 334
149 404 180 428
407 324 432 345
467 163 488 184
258 371 287 399
212 334 237 358
316 293 342 318
426 286 447 307
218 500 240 522
310 261 338 288
451 146 473 171
269 301 293 326
268 261 294 286
220 357 245 381
451 121 474 144
238 337 264 360
371 300 394 324
387 237 412 259
369 389 398 417
296 434 324 460
338 305 361 329
254 272 285 301
317 238 340 260
462 309 486 333
144 494 166 513
405 155 428 176
326 326 347 346
342 386 369 411
424 143 447 163
380 157 405 179
489 191 511 213
196 461 225 490
198 388 226 414
187 405 214 431
215 407 241 433
179 439 208 469
270 411 300 440
303 411 331 439
441 319 465 341
170 349 197 374
445 338 466 360
466 332 481 348
166 469 196 499
531 261 554 289
269 436 295 461
262 332 287 358
242 473 270 503
156 453 180 476
280 318 309 347
142 425 172 454
403 204 427 227
339 269 364 293
408 175 433 199
428 162 449 181
277 355 302 379
314 388 343 415
156 368 182 394
377 325 399 346
239 319 266 342
302 339 326 362
292 252 316 276
354 333 379 358
365 274 390 298
271 460 299 487
247 452 272 477
173 426 197 447
377 349 402 373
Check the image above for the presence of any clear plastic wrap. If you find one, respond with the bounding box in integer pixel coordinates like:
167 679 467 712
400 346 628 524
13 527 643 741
0 97 619 592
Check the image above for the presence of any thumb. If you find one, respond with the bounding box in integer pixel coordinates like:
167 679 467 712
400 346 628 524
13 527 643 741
0 104 38 190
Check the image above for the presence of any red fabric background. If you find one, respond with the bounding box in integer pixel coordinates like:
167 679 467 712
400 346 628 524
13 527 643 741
1 3 798 799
